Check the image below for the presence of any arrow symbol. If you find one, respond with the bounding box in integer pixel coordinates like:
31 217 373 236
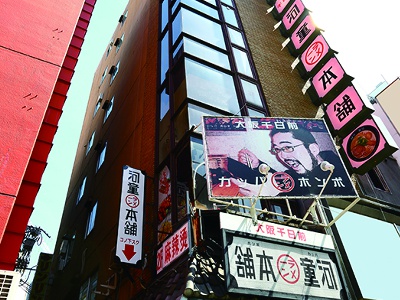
122 244 137 261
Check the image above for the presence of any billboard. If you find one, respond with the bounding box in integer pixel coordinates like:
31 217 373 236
116 165 145 265
224 232 342 299
202 116 357 199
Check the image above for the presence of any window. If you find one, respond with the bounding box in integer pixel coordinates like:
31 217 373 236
172 0 218 19
241 79 263 107
93 93 103 117
184 58 239 114
85 202 98 237
86 131 95 155
100 66 108 85
77 177 87 204
109 61 120 85
119 10 128 26
106 42 112 57
228 27 245 48
173 37 230 70
233 48 253 77
58 234 75 270
172 8 226 50
160 32 169 85
79 272 98 300
221 4 238 28
103 96 114 123
96 142 107 172
115 33 124 53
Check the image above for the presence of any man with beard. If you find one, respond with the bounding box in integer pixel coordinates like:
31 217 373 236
231 127 351 197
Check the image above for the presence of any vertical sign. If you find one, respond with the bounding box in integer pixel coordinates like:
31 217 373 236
291 14 316 50
116 165 145 264
282 0 305 30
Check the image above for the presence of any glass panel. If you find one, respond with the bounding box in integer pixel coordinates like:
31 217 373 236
173 8 226 49
185 58 239 114
176 147 190 222
190 137 211 208
96 142 107 171
220 0 233 6
233 48 253 77
228 27 245 48
160 88 169 120
247 107 266 117
188 103 219 134
181 37 230 70
104 96 114 123
241 79 263 107
222 5 238 28
172 0 218 19
159 110 170 163
86 202 97 236
172 10 183 45
160 31 169 85
161 0 168 31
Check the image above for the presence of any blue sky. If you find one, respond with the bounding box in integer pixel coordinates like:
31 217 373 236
27 1 399 299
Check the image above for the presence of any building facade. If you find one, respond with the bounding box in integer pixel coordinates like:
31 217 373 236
0 0 96 272
46 0 364 299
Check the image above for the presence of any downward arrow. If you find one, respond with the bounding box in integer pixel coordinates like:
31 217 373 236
122 244 137 261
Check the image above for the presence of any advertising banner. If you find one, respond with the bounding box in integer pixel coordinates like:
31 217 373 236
202 116 357 199
224 233 342 299
116 165 145 265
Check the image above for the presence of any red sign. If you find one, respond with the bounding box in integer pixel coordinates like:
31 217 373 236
301 35 329 72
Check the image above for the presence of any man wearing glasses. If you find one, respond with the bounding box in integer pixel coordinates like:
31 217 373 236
231 126 349 197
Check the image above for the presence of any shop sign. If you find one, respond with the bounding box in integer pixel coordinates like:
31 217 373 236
156 221 189 274
224 233 342 299
116 165 145 264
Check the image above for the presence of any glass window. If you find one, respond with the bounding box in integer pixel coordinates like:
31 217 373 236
86 202 98 238
228 27 245 48
220 0 233 6
86 131 95 155
233 48 253 77
177 37 230 70
161 0 168 32
172 8 226 50
160 31 169 85
103 96 114 123
93 93 103 117
100 66 108 85
106 42 112 57
247 107 266 117
96 142 107 172
110 61 120 85
185 58 239 114
115 33 124 53
241 79 263 107
79 273 98 300
172 0 218 19
77 177 87 204
222 5 238 28
190 137 210 208
160 88 169 121
188 103 219 134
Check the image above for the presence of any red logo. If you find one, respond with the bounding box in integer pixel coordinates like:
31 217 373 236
277 254 300 284
271 172 295 192
125 194 139 208
305 41 324 66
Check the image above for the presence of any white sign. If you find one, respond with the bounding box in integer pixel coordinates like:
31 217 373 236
116 165 145 264
226 234 342 299
156 221 189 274
220 213 334 250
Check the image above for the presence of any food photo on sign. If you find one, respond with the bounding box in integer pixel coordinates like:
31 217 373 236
202 116 357 199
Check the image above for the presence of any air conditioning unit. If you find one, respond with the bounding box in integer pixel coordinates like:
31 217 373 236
0 270 22 299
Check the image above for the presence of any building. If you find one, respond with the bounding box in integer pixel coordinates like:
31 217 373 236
45 0 375 299
0 0 96 274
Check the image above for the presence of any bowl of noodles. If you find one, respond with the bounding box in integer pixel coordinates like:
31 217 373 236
347 125 379 161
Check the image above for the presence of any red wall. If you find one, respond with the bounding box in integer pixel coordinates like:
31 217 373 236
0 0 95 270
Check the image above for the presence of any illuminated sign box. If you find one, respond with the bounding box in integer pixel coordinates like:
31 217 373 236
116 166 145 265
223 231 342 299
271 0 296 20
295 34 337 79
286 14 320 57
339 115 398 174
202 116 357 199
324 85 374 138
277 0 309 38
306 56 354 105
